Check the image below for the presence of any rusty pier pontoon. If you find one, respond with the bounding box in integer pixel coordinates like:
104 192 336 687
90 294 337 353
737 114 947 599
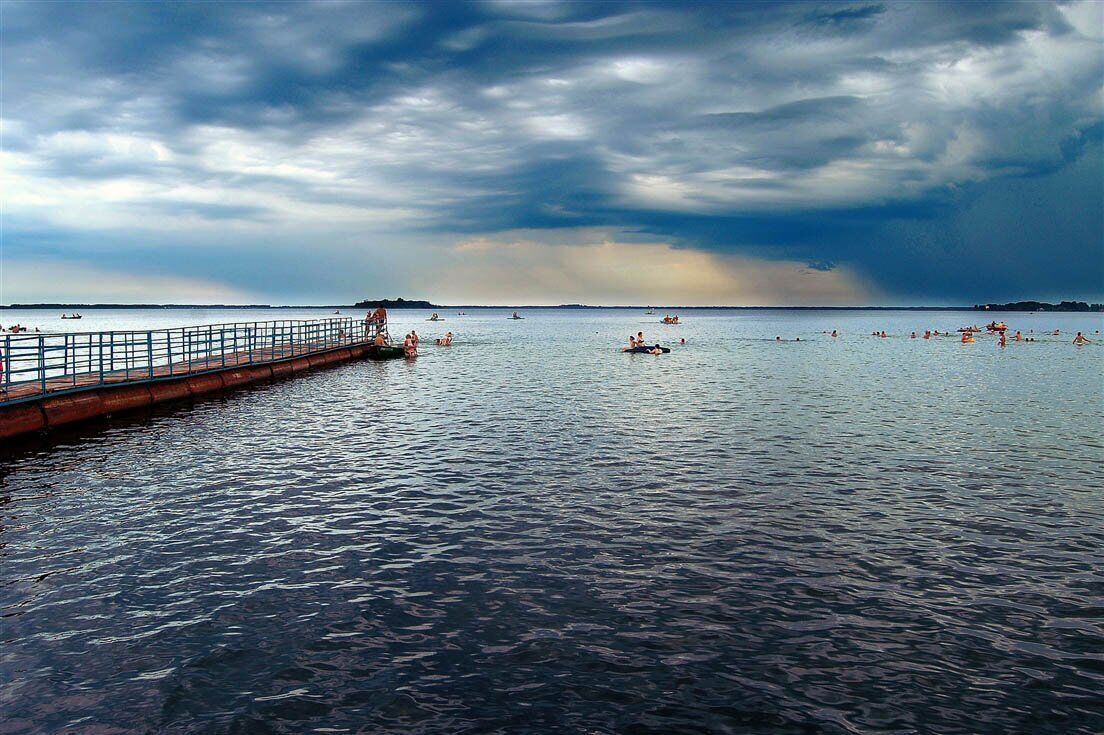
0 317 399 440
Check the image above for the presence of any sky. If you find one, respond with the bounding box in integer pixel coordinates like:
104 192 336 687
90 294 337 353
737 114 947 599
2 0 1102 306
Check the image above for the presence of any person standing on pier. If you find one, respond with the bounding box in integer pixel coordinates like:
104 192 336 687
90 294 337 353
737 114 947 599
366 305 388 327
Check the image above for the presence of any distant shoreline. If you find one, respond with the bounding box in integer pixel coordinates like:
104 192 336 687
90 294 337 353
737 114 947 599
4 303 1102 312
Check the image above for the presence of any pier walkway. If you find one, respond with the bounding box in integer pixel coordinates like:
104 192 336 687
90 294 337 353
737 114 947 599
0 318 393 439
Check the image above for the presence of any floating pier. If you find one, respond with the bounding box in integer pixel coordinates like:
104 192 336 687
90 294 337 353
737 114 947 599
0 318 399 440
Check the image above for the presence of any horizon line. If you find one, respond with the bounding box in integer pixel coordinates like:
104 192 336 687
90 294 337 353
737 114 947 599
4 301 1102 311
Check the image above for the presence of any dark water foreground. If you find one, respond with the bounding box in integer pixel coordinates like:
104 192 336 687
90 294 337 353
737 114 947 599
2 310 1102 734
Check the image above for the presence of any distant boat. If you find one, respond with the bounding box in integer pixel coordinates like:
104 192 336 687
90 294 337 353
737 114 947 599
61 314 82 319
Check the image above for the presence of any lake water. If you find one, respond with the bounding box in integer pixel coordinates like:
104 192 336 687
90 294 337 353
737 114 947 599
2 308 1102 734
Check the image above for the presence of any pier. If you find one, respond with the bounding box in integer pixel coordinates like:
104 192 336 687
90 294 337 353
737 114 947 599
0 318 397 440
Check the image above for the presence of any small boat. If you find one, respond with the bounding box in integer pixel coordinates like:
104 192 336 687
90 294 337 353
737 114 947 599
61 314 82 319
369 345 405 360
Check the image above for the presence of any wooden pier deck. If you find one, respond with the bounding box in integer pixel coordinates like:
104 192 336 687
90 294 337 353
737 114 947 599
0 318 397 440
3 341 332 402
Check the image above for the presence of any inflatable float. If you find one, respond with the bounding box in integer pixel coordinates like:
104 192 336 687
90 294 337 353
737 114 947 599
623 345 671 354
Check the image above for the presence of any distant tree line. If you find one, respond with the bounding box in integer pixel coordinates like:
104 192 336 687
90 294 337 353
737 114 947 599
974 301 1103 312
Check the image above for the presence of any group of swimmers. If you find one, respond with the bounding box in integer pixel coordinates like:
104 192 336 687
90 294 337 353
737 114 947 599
661 315 681 324
961 328 1094 345
622 331 685 354
856 326 1097 346
820 326 1099 346
1 324 38 333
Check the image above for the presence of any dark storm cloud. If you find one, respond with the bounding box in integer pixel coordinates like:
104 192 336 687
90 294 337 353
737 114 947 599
3 0 1102 302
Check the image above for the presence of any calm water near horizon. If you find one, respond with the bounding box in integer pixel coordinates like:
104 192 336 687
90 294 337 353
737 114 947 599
2 308 1102 734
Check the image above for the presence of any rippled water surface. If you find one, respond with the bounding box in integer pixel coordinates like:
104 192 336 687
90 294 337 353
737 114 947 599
2 308 1103 734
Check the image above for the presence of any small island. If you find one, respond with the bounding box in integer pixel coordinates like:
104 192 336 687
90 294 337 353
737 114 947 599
353 297 439 309
974 300 1103 312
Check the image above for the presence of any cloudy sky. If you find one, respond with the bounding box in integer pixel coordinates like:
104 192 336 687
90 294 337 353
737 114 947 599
2 0 1101 305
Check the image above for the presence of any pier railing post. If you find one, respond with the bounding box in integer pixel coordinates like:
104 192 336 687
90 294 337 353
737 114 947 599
147 331 154 379
39 336 46 396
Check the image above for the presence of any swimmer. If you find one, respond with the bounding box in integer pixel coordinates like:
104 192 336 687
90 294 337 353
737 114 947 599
680 338 686 345
374 332 386 346
831 330 838 338
1073 332 1091 345
1013 331 1023 341
999 332 1007 347
911 332 917 339
776 336 781 341
923 330 930 339
623 335 638 352
961 332 975 344
880 331 887 338
637 331 645 346
649 344 665 355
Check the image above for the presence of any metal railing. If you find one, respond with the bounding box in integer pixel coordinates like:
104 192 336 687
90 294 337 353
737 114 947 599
0 318 384 404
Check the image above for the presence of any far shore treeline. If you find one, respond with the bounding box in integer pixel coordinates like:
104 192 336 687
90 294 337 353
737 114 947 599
972 301 1103 312
2 300 1102 311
